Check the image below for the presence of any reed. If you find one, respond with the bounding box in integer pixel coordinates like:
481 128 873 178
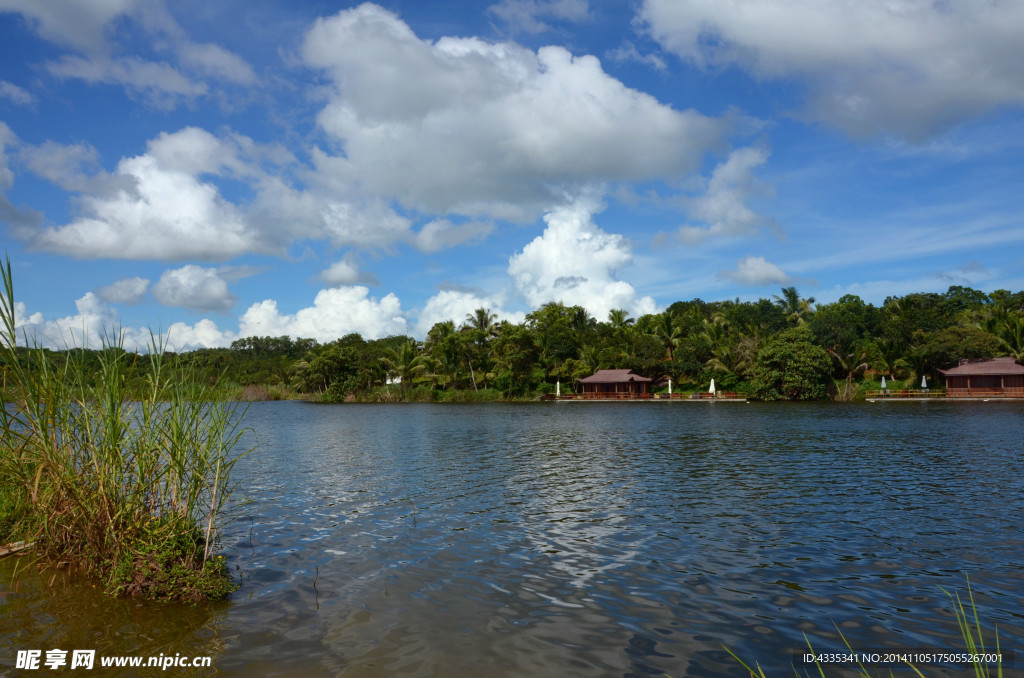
0 257 250 601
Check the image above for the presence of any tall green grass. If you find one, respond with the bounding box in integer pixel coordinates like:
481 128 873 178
0 257 250 601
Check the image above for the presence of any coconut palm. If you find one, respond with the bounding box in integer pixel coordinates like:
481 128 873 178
869 338 910 380
607 308 635 329
570 306 596 346
463 309 498 389
830 343 870 401
465 307 498 336
380 339 427 390
978 315 1024 363
426 320 462 390
773 286 816 326
654 311 684 360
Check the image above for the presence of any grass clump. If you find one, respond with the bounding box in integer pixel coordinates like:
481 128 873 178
107 515 236 602
0 256 250 601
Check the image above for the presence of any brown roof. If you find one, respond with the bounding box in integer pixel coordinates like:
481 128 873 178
938 357 1024 376
579 369 652 383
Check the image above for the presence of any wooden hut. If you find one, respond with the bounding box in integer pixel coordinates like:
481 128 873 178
578 369 652 399
938 357 1024 397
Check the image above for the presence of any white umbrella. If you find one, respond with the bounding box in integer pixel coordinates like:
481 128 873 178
668 378 672 396
556 380 560 397
709 378 716 394
921 375 928 389
881 376 887 389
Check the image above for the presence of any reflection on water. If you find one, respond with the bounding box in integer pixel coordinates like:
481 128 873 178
3 401 1023 676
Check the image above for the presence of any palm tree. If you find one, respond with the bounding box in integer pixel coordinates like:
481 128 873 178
463 308 498 389
700 315 749 381
869 338 909 380
773 287 816 326
579 345 601 374
830 344 869 401
380 339 427 390
465 307 498 336
705 344 743 377
654 311 683 360
570 306 595 346
979 315 1024 363
426 320 461 390
607 308 634 329
901 347 932 393
700 315 730 350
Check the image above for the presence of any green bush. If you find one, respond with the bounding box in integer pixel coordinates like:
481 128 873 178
751 327 833 401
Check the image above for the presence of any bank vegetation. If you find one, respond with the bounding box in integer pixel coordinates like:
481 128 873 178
4 285 1023 404
0 259 249 601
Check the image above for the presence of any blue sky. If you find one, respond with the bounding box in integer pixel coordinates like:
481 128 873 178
1 0 1022 349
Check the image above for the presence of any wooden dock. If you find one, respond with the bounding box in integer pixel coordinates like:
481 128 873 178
544 392 748 402
866 388 1024 402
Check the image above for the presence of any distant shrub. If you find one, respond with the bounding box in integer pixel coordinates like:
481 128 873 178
751 327 833 401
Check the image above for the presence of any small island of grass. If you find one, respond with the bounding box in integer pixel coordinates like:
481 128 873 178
1 259 248 601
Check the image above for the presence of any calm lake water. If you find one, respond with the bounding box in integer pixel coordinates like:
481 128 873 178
3 401 1023 676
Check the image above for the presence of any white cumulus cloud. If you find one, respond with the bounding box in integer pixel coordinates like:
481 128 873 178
12 301 43 329
302 3 725 221
8 283 415 351
0 122 41 227
508 198 657 320
46 55 208 105
0 0 137 53
2 0 256 107
238 287 408 342
605 42 667 71
153 265 236 311
0 121 15 189
96 276 150 304
178 42 257 85
410 219 494 253
677 147 773 244
415 289 523 339
162 318 235 351
0 80 36 105
11 291 136 350
20 124 498 260
719 255 791 286
28 130 273 260
639 0 1024 139
487 0 591 33
319 254 380 287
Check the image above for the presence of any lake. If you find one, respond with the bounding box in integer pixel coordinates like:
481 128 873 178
2 401 1022 676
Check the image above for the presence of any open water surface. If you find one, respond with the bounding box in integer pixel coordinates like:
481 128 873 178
2 401 1023 676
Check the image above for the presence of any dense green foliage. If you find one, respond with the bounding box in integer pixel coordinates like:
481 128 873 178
5 284 1023 404
750 328 834 400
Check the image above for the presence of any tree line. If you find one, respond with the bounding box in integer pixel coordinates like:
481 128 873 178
4 285 1021 402
181 285 1024 401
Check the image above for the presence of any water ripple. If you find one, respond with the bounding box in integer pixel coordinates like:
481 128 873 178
3 401 1023 677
